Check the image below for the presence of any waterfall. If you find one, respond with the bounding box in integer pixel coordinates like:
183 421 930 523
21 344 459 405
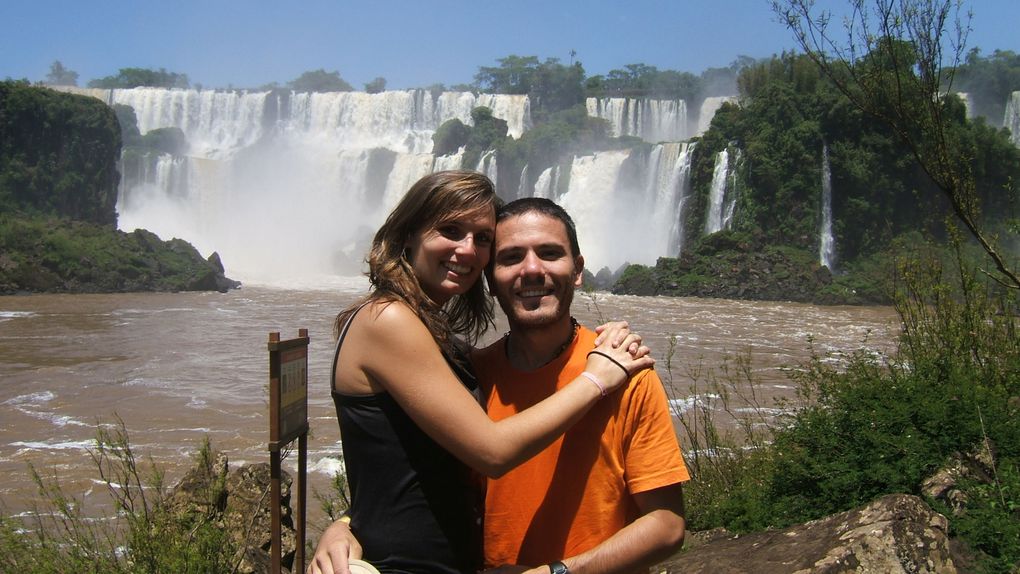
704 150 730 234
112 88 269 156
585 97 688 142
533 166 559 199
106 87 530 282
722 148 741 230
476 150 498 186
552 143 693 270
819 144 836 270
516 165 529 199
71 85 715 281
696 96 736 136
1005 91 1020 146
644 142 696 256
559 151 633 269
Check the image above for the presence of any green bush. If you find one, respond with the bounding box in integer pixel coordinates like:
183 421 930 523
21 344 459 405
0 420 237 574
672 241 1020 571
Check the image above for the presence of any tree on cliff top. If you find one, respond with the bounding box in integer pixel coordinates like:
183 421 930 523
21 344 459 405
288 69 353 93
773 0 1020 290
44 60 78 87
88 67 190 89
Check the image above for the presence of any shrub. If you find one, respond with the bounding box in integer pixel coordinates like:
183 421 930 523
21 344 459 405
0 419 239 574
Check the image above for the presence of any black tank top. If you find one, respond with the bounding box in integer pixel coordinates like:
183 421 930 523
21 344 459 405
331 307 482 574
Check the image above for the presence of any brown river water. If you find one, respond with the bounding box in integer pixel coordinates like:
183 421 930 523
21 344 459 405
0 278 900 525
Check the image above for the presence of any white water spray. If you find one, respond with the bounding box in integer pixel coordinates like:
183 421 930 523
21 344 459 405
819 144 836 270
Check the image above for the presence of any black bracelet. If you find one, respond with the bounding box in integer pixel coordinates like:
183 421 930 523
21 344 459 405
586 350 629 378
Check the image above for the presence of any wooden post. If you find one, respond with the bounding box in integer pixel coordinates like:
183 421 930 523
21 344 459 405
268 329 309 574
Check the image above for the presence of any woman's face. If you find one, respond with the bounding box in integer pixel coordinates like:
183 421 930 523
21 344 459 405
406 207 496 305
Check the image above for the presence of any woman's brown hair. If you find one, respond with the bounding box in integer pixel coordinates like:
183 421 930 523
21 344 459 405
334 170 500 355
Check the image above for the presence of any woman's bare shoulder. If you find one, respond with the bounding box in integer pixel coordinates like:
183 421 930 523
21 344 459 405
358 299 430 341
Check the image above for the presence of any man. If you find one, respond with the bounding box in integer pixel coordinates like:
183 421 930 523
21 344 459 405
475 197 688 574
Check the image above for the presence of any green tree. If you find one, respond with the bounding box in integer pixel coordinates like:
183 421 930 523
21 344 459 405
87 67 189 89
364 76 387 94
432 118 470 156
287 69 353 93
475 55 541 94
774 0 1020 290
529 59 586 118
44 60 78 86
0 81 121 225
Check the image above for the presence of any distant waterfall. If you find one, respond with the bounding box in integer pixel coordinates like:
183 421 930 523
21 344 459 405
1005 91 1020 146
97 87 533 281
696 96 736 136
533 166 560 199
585 97 688 142
819 144 836 270
476 150 498 187
552 143 694 270
66 85 710 280
516 165 530 199
705 150 730 234
559 151 633 268
650 142 696 256
704 147 741 235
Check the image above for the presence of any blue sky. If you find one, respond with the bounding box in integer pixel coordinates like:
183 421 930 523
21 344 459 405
3 0 1020 90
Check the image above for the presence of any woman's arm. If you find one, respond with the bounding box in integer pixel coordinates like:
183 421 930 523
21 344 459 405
344 302 652 477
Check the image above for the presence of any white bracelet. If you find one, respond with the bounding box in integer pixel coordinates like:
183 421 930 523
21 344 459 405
580 371 607 397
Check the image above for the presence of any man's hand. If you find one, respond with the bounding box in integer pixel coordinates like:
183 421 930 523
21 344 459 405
307 519 363 574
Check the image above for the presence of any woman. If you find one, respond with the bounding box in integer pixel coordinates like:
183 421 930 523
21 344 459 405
310 171 652 574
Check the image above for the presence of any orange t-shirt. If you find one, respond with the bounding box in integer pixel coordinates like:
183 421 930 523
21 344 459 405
473 327 689 567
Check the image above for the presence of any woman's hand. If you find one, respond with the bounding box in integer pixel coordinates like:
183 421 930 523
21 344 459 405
583 330 654 395
594 321 652 358
307 519 363 574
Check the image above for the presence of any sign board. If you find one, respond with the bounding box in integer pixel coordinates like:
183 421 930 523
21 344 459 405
268 330 309 449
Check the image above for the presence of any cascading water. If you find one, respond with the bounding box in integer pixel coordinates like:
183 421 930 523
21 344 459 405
696 96 737 136
105 87 531 282
585 97 689 142
648 142 696 256
559 151 633 269
819 144 836 270
705 149 730 234
62 85 734 282
722 148 741 230
1005 91 1020 146
533 166 560 199
554 143 694 271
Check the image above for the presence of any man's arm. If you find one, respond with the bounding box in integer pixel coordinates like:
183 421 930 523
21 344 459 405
493 483 685 574
559 484 686 574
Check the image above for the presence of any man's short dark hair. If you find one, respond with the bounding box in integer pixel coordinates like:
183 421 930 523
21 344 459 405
496 197 581 257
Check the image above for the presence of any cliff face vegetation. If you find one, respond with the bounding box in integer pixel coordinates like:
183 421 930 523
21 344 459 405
0 81 121 225
0 81 238 294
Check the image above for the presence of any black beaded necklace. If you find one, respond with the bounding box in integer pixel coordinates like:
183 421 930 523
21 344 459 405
503 317 580 368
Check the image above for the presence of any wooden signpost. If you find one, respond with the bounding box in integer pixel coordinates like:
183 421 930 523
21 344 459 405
268 329 309 574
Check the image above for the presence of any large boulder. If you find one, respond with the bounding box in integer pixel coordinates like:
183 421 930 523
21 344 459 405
662 494 957 573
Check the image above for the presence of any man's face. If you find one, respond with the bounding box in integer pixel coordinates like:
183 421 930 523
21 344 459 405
490 211 584 330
